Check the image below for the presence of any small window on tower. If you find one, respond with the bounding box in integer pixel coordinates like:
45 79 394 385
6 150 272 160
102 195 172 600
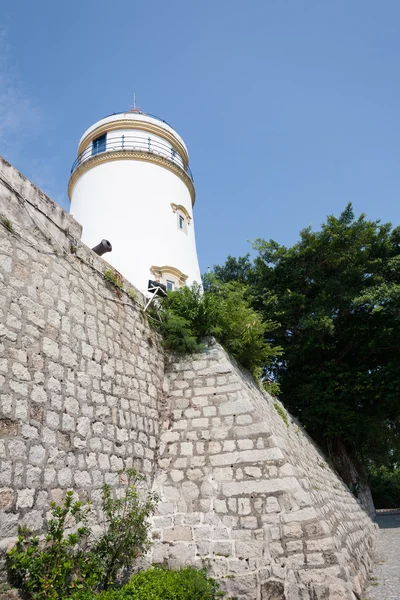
179 215 184 230
92 133 107 156
166 280 175 292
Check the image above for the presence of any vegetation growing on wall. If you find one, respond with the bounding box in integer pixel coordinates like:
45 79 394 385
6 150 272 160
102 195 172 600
213 204 400 501
151 277 281 387
104 270 124 292
0 214 14 232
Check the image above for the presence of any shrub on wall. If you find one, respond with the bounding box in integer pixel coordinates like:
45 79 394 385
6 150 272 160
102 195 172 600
152 277 281 384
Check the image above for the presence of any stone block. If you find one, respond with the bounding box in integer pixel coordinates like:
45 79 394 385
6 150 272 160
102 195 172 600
28 445 45 466
238 439 253 450
0 512 18 538
306 538 336 553
61 413 75 432
21 510 44 532
180 442 193 456
30 403 44 422
74 470 91 487
42 337 59 359
192 418 209 428
31 386 47 403
181 481 199 500
307 552 325 566
286 540 303 553
163 526 192 542
58 468 73 487
283 524 303 539
0 489 13 510
0 419 18 437
237 497 251 515
219 398 255 416
222 476 300 497
26 466 41 487
168 541 196 564
260 580 285 599
16 489 35 509
225 574 258 596
210 448 285 467
282 507 317 523
212 541 233 556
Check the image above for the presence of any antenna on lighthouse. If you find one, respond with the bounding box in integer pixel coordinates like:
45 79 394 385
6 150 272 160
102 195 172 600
129 93 141 113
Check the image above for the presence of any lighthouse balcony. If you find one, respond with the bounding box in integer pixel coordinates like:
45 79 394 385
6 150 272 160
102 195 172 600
70 134 194 182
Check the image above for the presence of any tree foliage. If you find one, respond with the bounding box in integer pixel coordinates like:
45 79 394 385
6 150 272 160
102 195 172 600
368 465 400 509
214 204 400 475
153 278 281 383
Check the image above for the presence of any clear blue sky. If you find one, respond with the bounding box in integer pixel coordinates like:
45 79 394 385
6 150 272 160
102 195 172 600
2 1 400 272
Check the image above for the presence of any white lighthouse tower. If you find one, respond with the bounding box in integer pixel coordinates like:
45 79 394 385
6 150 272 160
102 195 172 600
68 106 201 293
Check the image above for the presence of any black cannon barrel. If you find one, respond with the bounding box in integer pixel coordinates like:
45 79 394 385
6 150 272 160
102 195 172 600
92 239 112 256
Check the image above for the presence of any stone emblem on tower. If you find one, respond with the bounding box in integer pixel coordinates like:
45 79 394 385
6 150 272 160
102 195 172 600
68 103 201 293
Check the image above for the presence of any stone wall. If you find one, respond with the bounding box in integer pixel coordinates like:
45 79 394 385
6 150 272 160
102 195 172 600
0 156 376 599
153 343 376 600
0 155 164 542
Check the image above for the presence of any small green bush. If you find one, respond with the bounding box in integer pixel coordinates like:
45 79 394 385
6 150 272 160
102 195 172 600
1 215 14 232
8 491 95 600
7 470 158 599
153 277 281 382
273 402 289 427
104 270 123 290
67 567 223 600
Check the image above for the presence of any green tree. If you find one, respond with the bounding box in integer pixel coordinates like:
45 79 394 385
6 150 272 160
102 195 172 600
367 465 400 509
214 204 400 487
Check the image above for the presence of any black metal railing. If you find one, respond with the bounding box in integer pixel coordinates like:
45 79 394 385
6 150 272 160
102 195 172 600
70 134 193 181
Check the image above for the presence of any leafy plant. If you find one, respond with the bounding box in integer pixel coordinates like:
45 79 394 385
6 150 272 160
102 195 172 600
126 289 137 301
104 270 124 297
92 471 158 591
7 470 158 599
152 278 281 382
66 567 224 600
273 402 289 428
1 215 14 232
7 491 95 600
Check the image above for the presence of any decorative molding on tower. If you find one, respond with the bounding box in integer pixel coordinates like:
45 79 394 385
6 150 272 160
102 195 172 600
150 265 189 287
68 151 196 205
170 203 192 223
